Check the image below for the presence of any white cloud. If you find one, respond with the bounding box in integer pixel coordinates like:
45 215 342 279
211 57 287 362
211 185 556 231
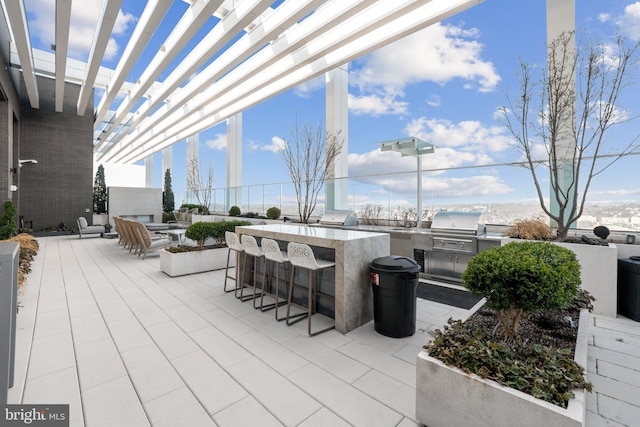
263 136 286 153
294 75 325 98
26 0 136 60
405 117 512 154
348 93 409 116
292 22 499 116
348 158 513 198
617 2 640 39
205 133 227 150
351 23 500 96
246 136 286 153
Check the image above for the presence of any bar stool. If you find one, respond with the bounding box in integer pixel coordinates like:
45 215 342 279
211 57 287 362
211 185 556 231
260 238 290 319
224 231 244 294
240 234 265 305
286 242 336 336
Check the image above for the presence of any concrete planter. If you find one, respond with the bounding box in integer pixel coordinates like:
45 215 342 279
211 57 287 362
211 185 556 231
160 246 231 277
416 309 589 427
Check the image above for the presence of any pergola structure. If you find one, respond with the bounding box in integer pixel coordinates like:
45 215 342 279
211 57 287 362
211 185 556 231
1 0 483 200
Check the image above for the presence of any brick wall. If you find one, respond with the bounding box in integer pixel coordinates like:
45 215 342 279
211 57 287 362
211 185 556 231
18 76 93 231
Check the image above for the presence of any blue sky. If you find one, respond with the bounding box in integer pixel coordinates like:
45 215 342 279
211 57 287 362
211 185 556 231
24 0 640 214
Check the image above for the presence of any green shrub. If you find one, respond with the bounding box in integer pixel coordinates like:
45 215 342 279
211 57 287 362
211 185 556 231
180 203 207 213
185 220 251 248
0 201 17 240
162 211 176 223
228 205 241 217
266 207 281 220
461 241 580 338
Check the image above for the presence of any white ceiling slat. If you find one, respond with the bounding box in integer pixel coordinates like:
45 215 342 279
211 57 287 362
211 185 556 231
103 0 392 163
96 0 226 150
100 0 323 157
111 0 484 164
98 0 274 153
77 0 123 116
99 0 375 162
55 0 72 112
3 0 39 108
94 0 173 126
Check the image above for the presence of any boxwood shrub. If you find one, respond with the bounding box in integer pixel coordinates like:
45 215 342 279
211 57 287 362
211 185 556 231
461 241 581 338
266 206 281 220
185 220 251 248
228 205 241 217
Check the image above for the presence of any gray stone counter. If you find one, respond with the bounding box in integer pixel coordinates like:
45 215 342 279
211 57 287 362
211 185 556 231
236 224 390 333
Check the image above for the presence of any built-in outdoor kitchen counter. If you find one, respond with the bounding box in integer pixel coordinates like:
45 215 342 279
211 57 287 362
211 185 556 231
236 224 390 334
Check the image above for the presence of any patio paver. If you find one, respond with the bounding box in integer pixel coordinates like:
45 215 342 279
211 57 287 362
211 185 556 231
6 235 640 426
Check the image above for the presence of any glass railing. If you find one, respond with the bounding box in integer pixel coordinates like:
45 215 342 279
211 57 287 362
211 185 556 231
172 154 640 231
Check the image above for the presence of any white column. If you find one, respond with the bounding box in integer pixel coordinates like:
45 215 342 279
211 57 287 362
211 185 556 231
547 0 576 228
144 156 153 188
186 134 199 205
325 65 349 211
226 113 242 210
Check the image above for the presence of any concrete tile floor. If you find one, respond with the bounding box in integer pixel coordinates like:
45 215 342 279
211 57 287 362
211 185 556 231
6 235 638 426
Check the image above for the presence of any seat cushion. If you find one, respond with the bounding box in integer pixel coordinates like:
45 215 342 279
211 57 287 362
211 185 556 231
78 217 88 229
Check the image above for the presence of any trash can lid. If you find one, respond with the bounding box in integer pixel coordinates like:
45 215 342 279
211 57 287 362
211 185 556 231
371 255 421 272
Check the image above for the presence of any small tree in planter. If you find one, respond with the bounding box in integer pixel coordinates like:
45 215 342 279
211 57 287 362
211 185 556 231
423 241 592 415
462 241 581 338
163 168 175 213
93 164 107 214
266 207 281 220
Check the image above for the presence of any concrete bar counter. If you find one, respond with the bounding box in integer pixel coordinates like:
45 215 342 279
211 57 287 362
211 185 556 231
236 224 390 333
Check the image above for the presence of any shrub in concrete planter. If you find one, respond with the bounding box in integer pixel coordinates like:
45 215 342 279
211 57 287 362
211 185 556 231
416 241 592 426
160 220 250 277
416 309 590 427
161 245 230 277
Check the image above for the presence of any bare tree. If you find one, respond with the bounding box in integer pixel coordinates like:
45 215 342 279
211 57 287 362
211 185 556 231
280 120 344 224
359 203 383 225
500 32 640 240
186 157 214 215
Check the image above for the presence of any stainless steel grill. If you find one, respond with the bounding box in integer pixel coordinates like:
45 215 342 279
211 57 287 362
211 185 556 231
318 210 358 227
414 211 485 282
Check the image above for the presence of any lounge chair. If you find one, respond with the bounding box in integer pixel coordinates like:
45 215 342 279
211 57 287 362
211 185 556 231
131 221 171 259
77 217 105 239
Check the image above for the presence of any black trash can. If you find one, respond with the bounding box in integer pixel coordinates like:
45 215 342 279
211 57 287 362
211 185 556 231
370 256 421 338
618 257 640 321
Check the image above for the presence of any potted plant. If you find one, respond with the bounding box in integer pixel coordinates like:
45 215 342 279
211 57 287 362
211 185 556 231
160 220 250 277
416 241 592 427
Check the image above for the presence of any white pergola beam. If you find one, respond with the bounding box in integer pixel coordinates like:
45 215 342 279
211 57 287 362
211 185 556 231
77 0 123 116
98 0 325 157
94 0 172 125
55 0 71 112
109 0 483 164
99 0 377 162
104 0 426 162
3 0 39 108
96 0 275 153
97 0 225 149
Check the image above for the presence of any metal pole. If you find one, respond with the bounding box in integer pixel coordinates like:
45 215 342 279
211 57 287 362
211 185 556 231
417 156 422 228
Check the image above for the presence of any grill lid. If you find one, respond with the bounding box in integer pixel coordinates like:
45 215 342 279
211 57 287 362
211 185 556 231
431 211 483 233
319 210 358 227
